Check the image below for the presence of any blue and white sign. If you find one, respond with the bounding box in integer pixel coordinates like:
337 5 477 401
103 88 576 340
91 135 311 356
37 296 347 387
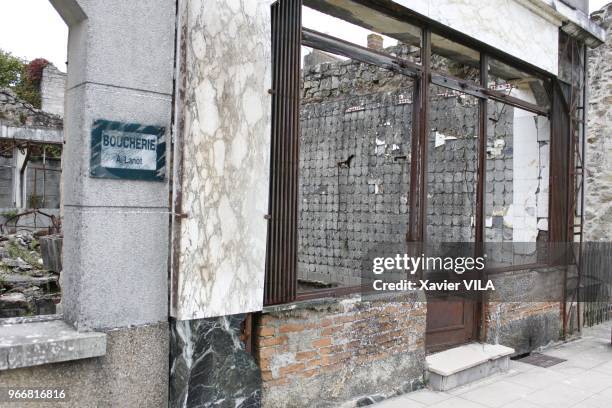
90 119 165 181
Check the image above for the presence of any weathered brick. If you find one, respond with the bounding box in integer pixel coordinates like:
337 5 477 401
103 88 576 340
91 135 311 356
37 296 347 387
299 369 318 378
296 351 317 361
261 370 275 381
311 337 332 348
279 323 306 333
279 362 305 377
258 326 276 337
260 335 287 347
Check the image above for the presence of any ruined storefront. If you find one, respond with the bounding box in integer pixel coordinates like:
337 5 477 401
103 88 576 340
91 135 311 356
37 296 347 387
169 0 605 407
0 1 608 407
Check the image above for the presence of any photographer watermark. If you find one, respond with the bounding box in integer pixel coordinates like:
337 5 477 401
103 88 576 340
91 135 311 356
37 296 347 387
370 253 494 292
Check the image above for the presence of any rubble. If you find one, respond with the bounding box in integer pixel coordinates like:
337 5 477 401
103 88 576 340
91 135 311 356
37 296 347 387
0 232 60 317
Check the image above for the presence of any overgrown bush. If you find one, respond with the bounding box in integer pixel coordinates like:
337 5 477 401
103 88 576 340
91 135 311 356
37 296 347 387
0 50 48 108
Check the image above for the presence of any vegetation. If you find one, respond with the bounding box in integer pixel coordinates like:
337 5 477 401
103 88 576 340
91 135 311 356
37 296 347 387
5 238 41 267
0 49 48 108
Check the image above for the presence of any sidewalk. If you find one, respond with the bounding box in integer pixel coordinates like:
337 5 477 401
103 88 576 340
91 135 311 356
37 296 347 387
374 320 612 408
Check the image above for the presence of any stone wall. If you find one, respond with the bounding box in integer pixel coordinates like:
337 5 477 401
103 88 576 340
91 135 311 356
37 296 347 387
297 56 550 287
256 294 426 408
298 87 413 287
585 4 612 242
487 301 560 355
485 265 566 354
0 88 63 129
0 323 168 408
40 64 66 117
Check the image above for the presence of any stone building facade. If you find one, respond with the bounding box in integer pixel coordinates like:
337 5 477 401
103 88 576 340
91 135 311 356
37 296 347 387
0 88 62 212
0 1 607 408
586 4 612 242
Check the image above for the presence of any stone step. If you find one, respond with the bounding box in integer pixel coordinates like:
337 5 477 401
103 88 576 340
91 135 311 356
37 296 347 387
426 343 514 391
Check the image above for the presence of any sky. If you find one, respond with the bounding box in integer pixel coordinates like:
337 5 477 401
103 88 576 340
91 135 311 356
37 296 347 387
0 0 68 71
0 0 610 75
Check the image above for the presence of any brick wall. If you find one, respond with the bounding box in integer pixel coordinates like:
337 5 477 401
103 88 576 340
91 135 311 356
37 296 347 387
255 295 426 407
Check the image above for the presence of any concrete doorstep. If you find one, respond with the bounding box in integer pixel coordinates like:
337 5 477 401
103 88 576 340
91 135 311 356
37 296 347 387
372 321 612 408
426 343 514 391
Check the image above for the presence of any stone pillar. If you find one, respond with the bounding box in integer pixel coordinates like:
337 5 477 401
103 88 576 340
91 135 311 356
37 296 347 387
367 33 384 50
51 0 174 330
12 146 27 208
46 0 175 404
168 0 272 406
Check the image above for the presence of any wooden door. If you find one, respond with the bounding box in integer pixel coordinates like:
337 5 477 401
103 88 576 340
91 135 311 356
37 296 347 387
426 296 478 353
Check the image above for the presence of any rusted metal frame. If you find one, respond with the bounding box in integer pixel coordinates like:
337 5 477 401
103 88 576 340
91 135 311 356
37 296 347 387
302 28 422 77
405 27 429 283
417 28 431 243
407 75 422 243
475 55 488 246
483 89 549 117
264 2 275 305
430 73 487 100
563 38 587 334
576 43 588 332
550 79 572 337
278 0 288 305
264 0 301 306
240 314 254 354
565 39 578 336
484 263 552 275
476 54 488 342
295 285 365 301
291 0 302 300
430 66 549 118
265 1 281 305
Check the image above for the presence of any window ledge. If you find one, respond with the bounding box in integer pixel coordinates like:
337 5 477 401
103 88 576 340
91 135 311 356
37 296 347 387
263 290 425 314
0 316 106 371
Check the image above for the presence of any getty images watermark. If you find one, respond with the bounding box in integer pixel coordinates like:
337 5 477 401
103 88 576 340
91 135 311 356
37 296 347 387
370 253 495 292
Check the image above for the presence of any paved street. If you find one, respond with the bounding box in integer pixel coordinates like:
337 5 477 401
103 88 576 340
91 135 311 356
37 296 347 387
375 321 612 408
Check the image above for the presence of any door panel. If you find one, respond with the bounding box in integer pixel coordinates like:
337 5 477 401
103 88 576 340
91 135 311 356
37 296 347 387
426 296 477 353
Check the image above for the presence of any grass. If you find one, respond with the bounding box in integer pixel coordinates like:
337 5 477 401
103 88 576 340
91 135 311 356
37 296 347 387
4 239 41 268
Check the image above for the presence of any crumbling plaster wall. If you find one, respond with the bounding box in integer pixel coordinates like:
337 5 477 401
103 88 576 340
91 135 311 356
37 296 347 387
585 4 612 242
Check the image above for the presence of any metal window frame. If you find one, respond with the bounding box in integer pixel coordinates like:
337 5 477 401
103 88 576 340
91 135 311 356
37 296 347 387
265 0 576 307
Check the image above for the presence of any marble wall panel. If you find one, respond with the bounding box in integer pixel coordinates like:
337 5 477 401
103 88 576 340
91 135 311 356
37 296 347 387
169 315 261 408
173 0 273 319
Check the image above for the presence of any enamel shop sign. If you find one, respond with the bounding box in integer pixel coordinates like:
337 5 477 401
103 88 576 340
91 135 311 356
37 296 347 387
90 119 165 181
